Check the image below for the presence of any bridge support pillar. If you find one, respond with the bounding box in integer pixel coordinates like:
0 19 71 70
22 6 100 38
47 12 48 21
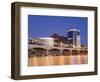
60 50 62 56
70 50 72 55
46 49 49 56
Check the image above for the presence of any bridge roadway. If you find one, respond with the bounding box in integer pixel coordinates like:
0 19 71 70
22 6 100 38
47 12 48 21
28 44 87 52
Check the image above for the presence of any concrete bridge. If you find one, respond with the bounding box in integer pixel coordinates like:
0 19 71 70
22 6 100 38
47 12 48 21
28 44 87 57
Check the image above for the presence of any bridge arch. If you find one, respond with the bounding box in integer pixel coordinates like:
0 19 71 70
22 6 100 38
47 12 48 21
62 49 70 56
79 50 88 54
72 50 78 55
29 47 47 57
49 48 60 56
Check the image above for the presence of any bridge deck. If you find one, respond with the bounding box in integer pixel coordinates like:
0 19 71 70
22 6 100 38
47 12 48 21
28 44 87 51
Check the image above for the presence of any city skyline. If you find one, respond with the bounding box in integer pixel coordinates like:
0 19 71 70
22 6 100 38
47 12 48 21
28 15 88 46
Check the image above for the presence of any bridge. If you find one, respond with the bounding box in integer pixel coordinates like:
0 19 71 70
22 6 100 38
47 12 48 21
28 44 87 57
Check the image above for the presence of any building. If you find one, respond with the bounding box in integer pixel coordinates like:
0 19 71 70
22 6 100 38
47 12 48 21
28 37 54 47
51 33 68 47
28 29 81 48
67 29 81 48
39 37 54 47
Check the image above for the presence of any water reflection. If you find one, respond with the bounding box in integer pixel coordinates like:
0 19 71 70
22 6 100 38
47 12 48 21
28 53 88 66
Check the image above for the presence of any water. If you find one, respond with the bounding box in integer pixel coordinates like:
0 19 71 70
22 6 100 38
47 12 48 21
28 54 88 66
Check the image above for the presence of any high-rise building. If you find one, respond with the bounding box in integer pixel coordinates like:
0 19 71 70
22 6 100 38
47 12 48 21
67 29 81 48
